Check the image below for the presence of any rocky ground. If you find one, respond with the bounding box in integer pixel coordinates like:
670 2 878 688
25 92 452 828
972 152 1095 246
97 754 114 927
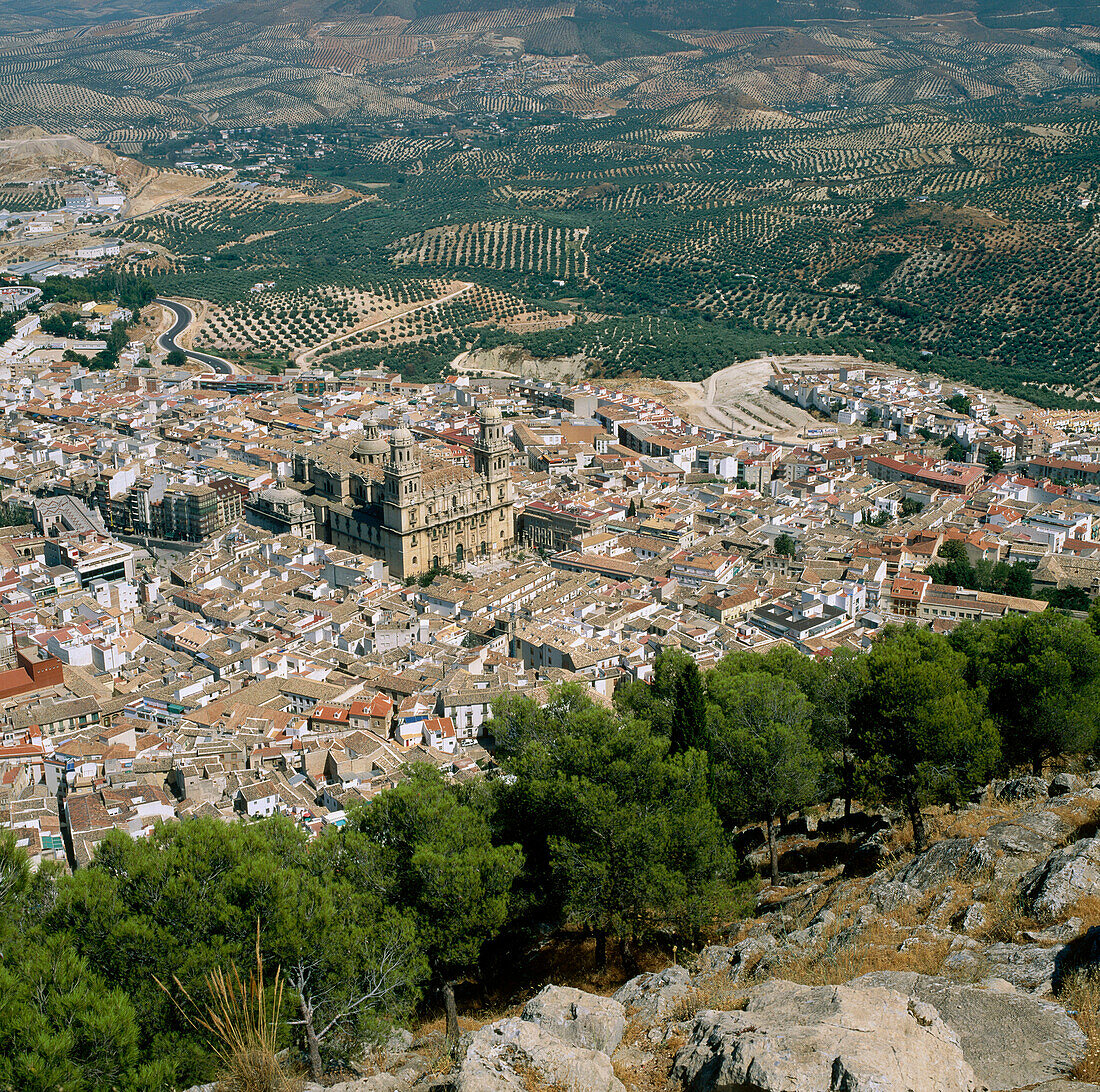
190 771 1100 1092
320 964 1094 1092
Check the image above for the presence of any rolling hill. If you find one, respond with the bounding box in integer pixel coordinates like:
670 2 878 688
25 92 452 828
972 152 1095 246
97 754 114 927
3 0 1097 32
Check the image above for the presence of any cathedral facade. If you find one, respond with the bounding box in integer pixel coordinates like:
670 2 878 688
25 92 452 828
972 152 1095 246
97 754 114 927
291 408 514 580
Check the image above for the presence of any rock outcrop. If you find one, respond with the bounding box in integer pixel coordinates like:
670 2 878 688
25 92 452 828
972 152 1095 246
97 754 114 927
521 985 626 1054
671 979 975 1092
273 778 1100 1092
963 808 1073 885
852 972 1087 1090
895 837 973 892
613 964 693 1019
440 969 1091 1092
459 1017 624 1092
1020 837 1100 922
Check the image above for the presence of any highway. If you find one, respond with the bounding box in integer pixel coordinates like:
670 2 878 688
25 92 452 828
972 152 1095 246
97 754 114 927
156 298 233 374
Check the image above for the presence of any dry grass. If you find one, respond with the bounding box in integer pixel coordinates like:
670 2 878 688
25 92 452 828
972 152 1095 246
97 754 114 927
1062 968 1100 1082
903 878 975 931
668 973 748 1021
889 888 941 929
418 1033 459 1077
929 799 1028 842
157 931 299 1092
884 819 915 856
413 997 522 1039
775 920 951 986
1067 895 1100 930
976 884 1038 943
1052 798 1100 841
612 1053 679 1092
613 1024 686 1092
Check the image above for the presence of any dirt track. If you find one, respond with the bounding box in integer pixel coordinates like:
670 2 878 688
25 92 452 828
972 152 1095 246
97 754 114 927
125 169 216 217
294 281 474 365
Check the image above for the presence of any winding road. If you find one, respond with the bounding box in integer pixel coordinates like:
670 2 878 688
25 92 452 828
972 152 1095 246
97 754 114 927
156 298 233 374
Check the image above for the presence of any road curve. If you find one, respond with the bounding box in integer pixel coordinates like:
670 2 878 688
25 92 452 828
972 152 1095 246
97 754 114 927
156 298 232 374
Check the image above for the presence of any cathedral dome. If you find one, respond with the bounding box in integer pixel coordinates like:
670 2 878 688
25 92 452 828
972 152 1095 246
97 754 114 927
259 482 304 513
354 433 388 458
260 483 301 505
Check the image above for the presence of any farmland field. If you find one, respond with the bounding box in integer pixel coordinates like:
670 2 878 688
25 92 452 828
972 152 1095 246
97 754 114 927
105 92 1100 403
191 278 574 366
1 4 1099 400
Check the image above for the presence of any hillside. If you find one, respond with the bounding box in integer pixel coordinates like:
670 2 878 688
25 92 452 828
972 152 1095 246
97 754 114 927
0 0 205 29
0 126 144 183
186 773 1100 1092
0 0 1098 415
0 4 1095 134
367 776 1100 1092
5 0 1098 31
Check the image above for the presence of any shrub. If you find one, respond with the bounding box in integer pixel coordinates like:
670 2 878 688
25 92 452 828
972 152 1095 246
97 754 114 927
1063 969 1100 1082
159 932 298 1092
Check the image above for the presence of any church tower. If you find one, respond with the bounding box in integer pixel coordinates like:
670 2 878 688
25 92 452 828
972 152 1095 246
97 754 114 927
474 407 510 499
383 427 421 535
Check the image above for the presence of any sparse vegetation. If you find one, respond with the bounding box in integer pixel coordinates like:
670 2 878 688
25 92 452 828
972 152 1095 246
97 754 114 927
1063 969 1100 1082
159 933 299 1092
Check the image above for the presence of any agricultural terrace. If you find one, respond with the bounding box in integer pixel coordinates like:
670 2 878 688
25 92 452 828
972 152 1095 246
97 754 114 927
118 180 369 259
194 281 573 364
0 183 62 213
391 222 590 280
0 10 1097 136
93 90 1100 401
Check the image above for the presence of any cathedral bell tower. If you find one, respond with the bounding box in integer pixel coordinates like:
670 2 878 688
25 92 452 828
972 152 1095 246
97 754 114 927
474 407 510 497
383 427 421 534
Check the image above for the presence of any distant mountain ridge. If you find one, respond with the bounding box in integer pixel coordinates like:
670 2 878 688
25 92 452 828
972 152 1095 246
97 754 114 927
2 0 1095 33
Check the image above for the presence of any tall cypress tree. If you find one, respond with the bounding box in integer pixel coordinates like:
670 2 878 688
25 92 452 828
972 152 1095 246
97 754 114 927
672 660 706 753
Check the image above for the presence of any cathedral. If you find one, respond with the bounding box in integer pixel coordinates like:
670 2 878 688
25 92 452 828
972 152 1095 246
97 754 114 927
291 408 514 579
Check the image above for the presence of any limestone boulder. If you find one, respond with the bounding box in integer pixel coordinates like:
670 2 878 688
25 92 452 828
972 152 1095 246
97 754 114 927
521 985 626 1055
613 964 692 1020
852 971 1086 1090
695 936 776 983
983 942 1061 992
963 809 1073 885
1049 773 1084 797
864 878 920 913
1019 837 1100 922
895 838 973 892
670 979 975 1092
998 776 1048 802
960 903 988 935
459 1018 624 1092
